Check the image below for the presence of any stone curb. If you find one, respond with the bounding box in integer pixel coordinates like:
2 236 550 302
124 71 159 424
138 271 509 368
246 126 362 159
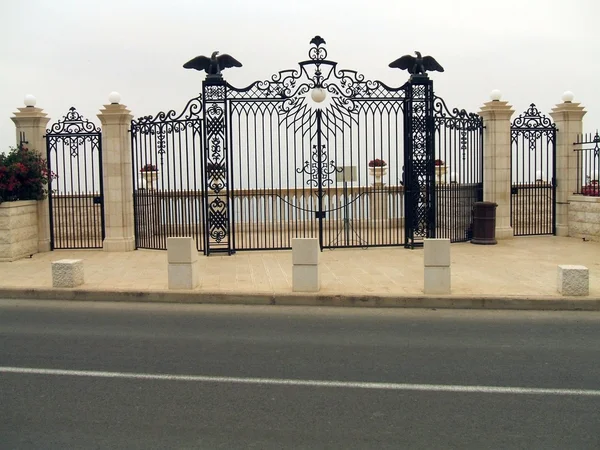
0 287 599 311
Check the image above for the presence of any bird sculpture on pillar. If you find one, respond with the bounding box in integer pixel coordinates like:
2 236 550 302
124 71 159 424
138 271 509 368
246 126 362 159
388 51 444 76
183 51 242 78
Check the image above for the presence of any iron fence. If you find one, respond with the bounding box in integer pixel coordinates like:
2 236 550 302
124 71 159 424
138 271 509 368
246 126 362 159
574 131 600 196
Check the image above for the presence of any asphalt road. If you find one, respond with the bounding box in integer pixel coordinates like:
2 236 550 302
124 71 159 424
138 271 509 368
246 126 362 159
1 300 599 449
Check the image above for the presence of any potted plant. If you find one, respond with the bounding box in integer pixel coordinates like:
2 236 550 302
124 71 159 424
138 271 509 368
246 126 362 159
368 159 387 186
435 159 446 183
139 163 159 189
581 179 599 197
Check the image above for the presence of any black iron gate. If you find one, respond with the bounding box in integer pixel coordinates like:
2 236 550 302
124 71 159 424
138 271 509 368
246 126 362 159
131 37 483 254
510 104 556 236
45 107 104 249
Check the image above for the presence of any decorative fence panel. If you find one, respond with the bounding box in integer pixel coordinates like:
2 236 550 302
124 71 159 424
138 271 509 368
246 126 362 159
45 107 104 249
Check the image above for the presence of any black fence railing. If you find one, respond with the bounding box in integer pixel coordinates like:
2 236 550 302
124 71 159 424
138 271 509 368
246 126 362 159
574 131 600 196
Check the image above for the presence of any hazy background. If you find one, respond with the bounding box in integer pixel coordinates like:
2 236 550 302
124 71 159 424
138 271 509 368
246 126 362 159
1 0 599 152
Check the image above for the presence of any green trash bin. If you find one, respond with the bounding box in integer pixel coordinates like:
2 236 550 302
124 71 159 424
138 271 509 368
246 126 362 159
471 201 497 245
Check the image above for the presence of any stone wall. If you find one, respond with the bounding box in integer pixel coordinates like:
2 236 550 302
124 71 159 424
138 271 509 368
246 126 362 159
0 200 38 262
568 195 600 241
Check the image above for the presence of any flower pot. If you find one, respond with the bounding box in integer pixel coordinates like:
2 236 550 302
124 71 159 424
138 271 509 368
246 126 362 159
141 171 159 190
435 165 447 184
369 166 387 186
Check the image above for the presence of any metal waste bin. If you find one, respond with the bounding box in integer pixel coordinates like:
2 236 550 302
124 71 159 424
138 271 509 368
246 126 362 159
471 201 497 245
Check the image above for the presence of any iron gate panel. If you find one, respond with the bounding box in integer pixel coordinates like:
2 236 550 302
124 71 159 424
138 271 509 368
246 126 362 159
45 107 104 249
130 96 205 252
226 38 407 251
510 104 556 236
433 96 484 242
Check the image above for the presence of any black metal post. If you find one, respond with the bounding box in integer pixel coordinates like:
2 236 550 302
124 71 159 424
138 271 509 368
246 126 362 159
202 76 232 255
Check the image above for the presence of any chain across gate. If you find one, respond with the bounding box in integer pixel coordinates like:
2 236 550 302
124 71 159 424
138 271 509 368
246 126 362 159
510 104 557 236
45 108 104 249
131 37 483 254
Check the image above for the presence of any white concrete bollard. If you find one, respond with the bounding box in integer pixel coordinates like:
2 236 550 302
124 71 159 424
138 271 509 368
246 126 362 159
423 238 451 295
167 237 199 290
557 265 589 296
52 259 84 288
292 238 320 292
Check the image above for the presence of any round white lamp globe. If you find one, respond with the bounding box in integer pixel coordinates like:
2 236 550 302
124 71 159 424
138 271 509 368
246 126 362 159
562 91 574 103
108 91 121 104
311 88 326 103
450 172 457 183
490 89 502 101
24 94 37 107
535 170 543 181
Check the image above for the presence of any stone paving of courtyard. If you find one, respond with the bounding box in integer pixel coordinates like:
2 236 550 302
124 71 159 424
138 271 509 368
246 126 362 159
0 236 599 299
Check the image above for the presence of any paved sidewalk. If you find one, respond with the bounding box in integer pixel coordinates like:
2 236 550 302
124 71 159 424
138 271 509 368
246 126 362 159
0 236 599 309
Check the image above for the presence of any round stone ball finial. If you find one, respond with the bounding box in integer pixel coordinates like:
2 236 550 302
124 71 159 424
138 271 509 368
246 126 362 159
24 94 37 107
561 91 574 103
108 91 122 104
489 89 502 101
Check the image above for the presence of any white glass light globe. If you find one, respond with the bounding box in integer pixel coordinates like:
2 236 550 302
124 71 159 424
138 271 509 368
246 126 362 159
561 91 574 103
450 172 457 182
311 88 326 103
24 94 37 107
489 89 502 101
108 91 121 104
535 170 543 181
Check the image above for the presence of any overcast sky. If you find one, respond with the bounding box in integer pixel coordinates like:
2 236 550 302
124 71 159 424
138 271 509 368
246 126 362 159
1 0 599 153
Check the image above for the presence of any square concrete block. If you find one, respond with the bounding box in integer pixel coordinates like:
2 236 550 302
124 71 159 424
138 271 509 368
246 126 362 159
52 259 84 288
292 265 320 292
424 266 451 295
167 237 198 264
292 238 320 265
557 265 589 296
424 238 451 267
168 261 199 290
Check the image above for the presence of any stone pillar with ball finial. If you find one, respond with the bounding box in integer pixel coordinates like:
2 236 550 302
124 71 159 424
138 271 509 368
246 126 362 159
549 91 586 237
97 92 136 252
10 95 52 252
478 89 514 239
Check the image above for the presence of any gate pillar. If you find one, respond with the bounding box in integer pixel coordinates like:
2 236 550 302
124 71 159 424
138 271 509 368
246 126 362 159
11 100 51 252
404 75 435 248
550 95 586 237
98 97 135 252
479 95 514 240
202 77 232 255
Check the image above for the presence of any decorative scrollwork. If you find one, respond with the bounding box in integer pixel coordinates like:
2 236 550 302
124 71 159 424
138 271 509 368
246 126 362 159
131 95 203 135
433 96 483 131
512 104 555 130
296 144 342 188
46 107 101 135
226 36 406 110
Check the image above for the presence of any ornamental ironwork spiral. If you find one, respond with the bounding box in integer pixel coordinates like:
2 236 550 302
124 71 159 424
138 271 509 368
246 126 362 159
46 107 101 135
511 104 555 130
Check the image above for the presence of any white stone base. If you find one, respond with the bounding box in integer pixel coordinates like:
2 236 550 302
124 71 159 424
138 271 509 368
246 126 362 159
292 265 320 292
168 262 199 290
557 265 589 296
103 237 135 252
52 259 84 288
424 266 451 295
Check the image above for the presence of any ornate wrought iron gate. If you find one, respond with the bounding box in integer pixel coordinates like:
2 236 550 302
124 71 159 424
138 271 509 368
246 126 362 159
510 104 556 236
45 108 104 249
131 37 483 254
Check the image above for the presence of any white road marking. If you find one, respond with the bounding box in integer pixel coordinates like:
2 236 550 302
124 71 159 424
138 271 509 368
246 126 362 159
1 366 599 397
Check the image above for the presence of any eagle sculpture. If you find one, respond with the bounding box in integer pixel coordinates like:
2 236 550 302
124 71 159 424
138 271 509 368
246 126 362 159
183 51 242 77
389 51 444 75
